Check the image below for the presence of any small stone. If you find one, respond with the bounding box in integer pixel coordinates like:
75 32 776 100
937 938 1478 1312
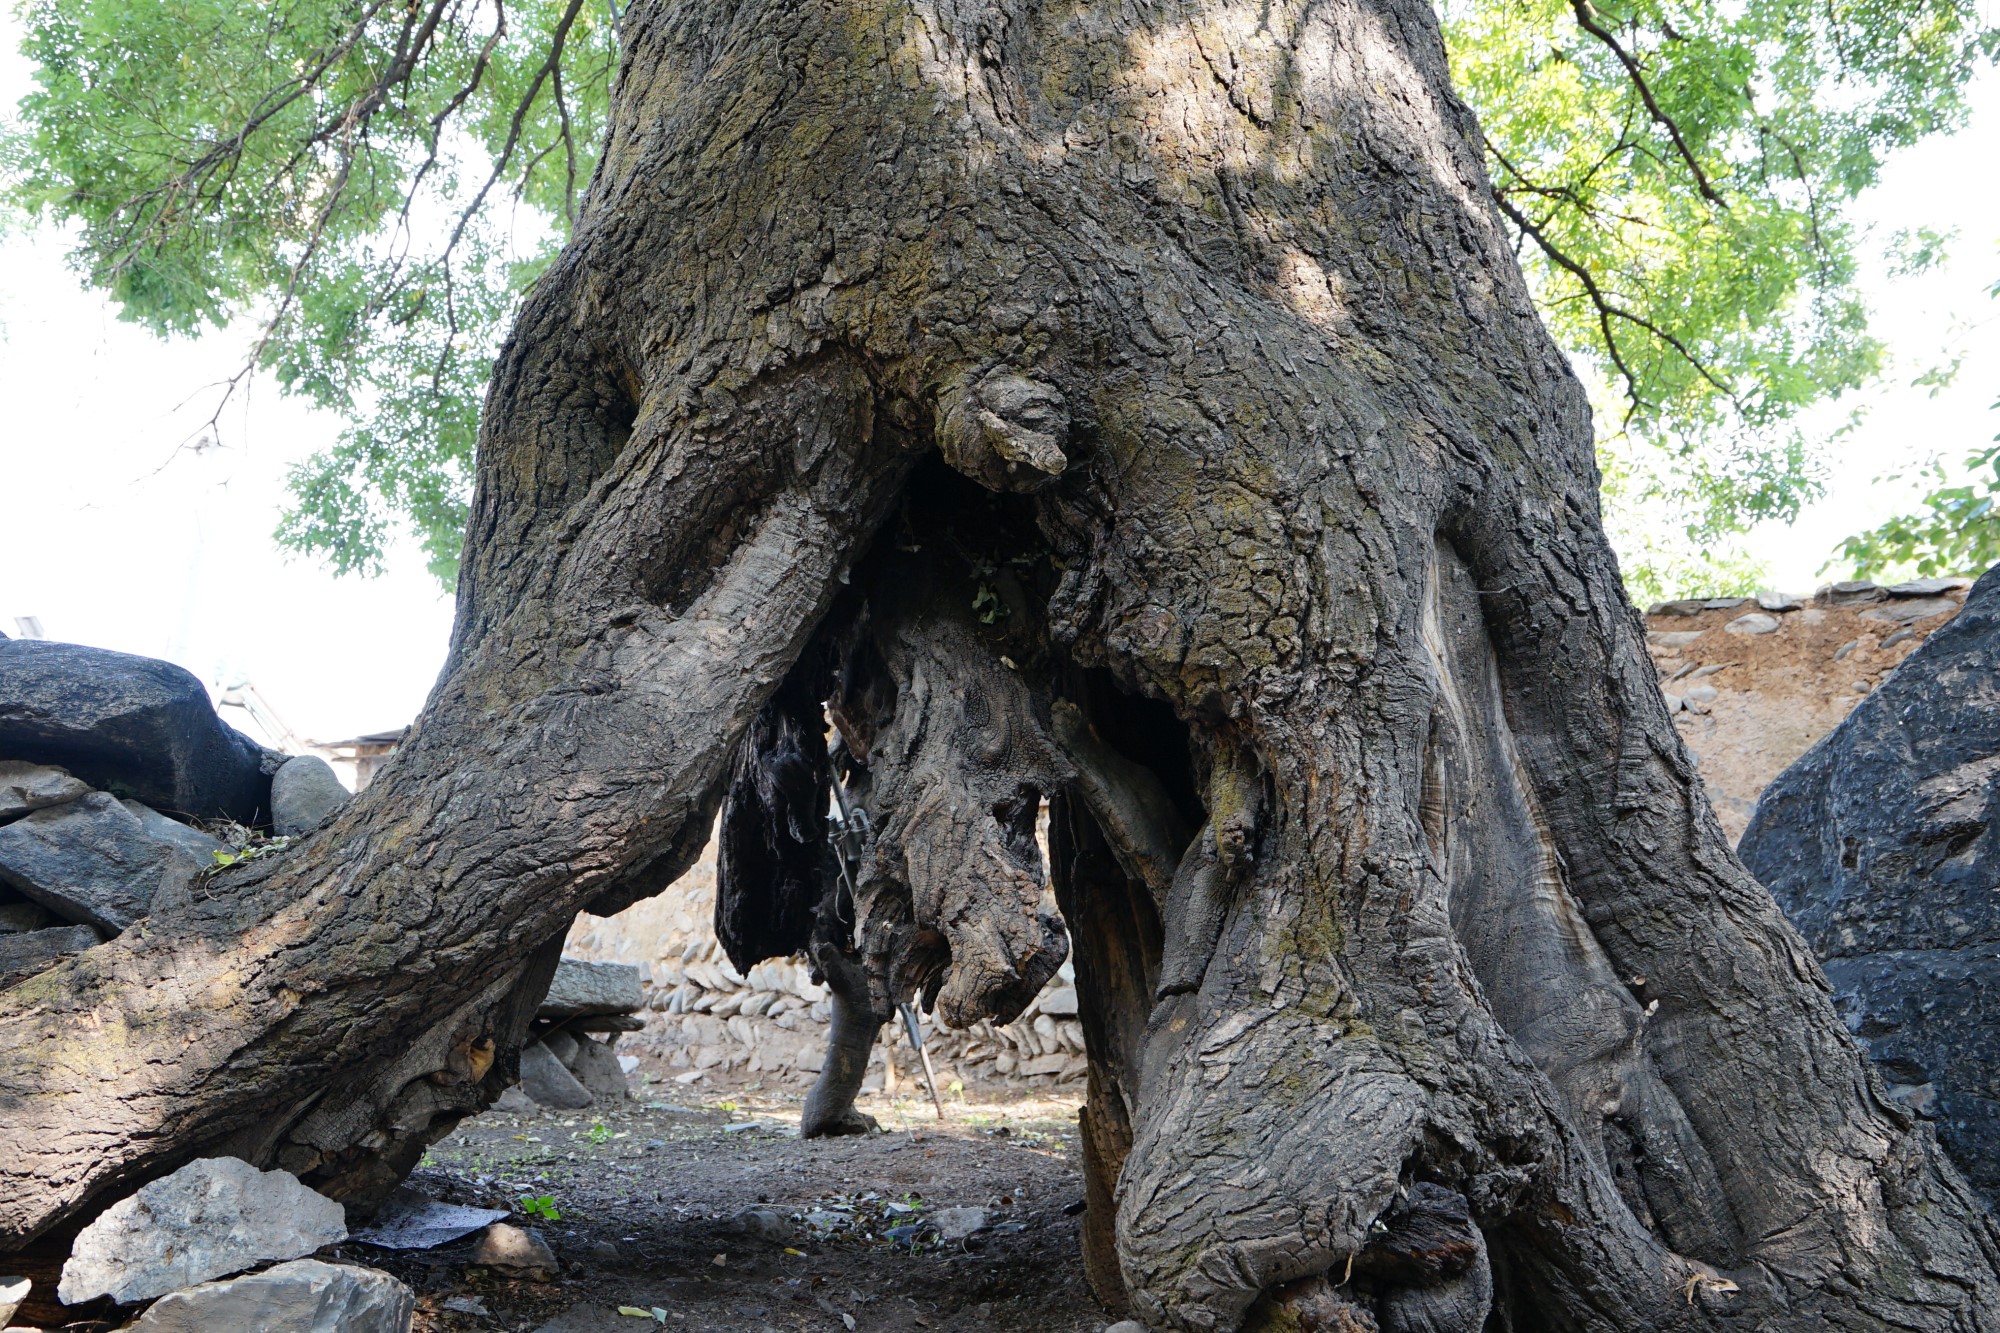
0 792 204 933
271 755 352 837
0 922 101 988
1723 612 1780 636
348 1189 509 1251
1661 693 1684 713
0 762 88 822
1883 626 1917 648
1703 596 1752 609
539 959 645 1018
443 1295 490 1316
1104 1323 1148 1333
1683 684 1719 704
1887 577 1971 597
1688 664 1725 679
1647 630 1703 650
1861 597 1960 625
1833 639 1860 661
518 1042 594 1110
122 1259 412 1332
567 1034 632 1101
731 1207 791 1242
542 1029 580 1067
492 1085 537 1114
59 1157 348 1305
1755 590 1803 612
1820 580 1885 606
472 1223 558 1279
1647 599 1708 617
0 1276 27 1328
1037 986 1079 1016
932 1206 989 1241
120 800 227 861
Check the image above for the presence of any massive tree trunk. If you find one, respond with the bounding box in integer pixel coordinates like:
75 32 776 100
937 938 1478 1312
4 0 1998 1326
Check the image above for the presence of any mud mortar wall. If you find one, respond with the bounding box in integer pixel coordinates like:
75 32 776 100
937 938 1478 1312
1645 584 1970 842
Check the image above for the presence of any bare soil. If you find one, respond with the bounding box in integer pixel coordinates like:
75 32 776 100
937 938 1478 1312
347 1075 1109 1333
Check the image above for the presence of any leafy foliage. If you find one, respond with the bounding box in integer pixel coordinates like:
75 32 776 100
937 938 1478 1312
3 0 1994 591
1832 273 2000 580
4 0 612 583
1832 440 2000 578
1442 0 1996 573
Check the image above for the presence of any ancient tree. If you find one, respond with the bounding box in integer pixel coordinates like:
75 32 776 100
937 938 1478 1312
5 0 1999 1326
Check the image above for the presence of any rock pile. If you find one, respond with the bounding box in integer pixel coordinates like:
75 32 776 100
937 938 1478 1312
0 639 352 995
501 958 650 1110
3 1155 416 1332
1740 565 2000 1203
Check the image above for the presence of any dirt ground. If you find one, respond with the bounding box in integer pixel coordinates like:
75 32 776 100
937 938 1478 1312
340 1073 1112 1333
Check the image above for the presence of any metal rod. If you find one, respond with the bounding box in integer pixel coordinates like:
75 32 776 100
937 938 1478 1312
899 1003 946 1120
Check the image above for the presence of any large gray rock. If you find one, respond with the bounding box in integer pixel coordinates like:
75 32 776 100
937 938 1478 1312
122 1259 412 1332
539 959 644 1018
270 755 351 837
0 761 88 822
0 922 100 988
58 1157 348 1305
1861 596 1961 625
1741 564 2000 1201
0 639 270 826
0 792 203 933
518 1041 594 1109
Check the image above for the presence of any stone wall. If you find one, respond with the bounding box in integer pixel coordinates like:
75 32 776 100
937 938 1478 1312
563 852 1086 1091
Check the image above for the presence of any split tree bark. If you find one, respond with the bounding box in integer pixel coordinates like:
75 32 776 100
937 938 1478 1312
4 0 1999 1326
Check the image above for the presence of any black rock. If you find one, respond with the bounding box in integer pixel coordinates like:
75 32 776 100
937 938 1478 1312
0 922 101 988
1740 564 2000 1200
0 640 271 826
0 792 206 933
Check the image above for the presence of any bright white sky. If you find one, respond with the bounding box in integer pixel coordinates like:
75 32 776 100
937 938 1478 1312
0 34 1995 743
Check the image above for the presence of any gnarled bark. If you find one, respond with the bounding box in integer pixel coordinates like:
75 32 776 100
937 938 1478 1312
4 0 1997 1326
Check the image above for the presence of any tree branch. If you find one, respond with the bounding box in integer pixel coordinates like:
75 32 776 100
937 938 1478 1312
1568 0 1727 209
1492 188 1747 423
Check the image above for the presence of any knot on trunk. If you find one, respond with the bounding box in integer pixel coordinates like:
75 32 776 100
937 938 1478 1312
937 369 1069 492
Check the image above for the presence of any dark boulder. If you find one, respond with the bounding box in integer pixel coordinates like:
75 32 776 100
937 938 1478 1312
0 922 100 989
0 792 207 933
1740 565 2000 1199
0 640 271 826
